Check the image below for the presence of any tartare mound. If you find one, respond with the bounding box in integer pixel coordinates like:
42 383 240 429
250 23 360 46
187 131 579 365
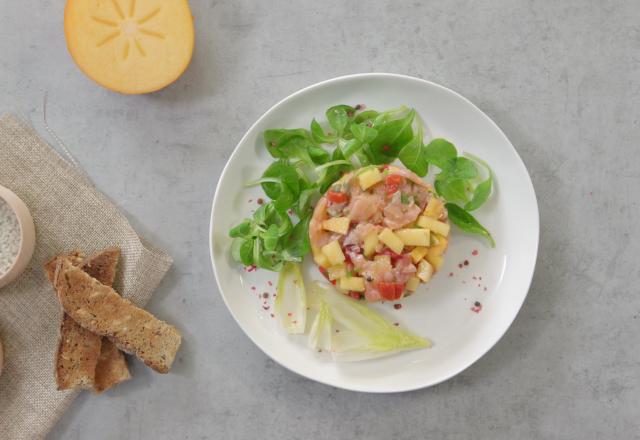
310 165 450 302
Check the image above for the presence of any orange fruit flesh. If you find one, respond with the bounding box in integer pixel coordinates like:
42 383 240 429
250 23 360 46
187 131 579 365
64 0 195 94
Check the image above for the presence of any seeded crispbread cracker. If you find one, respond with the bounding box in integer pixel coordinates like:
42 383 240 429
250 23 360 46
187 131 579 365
44 248 130 391
80 248 131 393
54 259 181 373
94 338 132 393
43 251 85 283
80 248 119 287
45 251 99 390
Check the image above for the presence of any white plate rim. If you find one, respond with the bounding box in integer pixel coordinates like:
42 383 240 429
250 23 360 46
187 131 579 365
209 73 540 393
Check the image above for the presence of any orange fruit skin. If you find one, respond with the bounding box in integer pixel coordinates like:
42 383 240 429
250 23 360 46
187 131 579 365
64 0 195 94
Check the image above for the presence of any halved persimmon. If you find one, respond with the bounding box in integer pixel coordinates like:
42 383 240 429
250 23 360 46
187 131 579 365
64 0 195 94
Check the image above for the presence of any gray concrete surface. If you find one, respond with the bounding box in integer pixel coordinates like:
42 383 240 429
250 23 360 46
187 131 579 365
1 0 639 438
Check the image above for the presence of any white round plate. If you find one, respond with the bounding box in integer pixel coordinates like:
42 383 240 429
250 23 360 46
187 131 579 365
210 73 539 393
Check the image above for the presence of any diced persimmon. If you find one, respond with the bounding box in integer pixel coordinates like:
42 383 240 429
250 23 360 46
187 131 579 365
327 264 346 281
409 246 429 264
405 276 421 292
312 246 330 268
378 228 404 254
321 240 345 266
425 253 443 271
426 234 447 271
395 228 431 247
363 232 379 258
322 217 350 235
417 216 450 237
339 277 365 292
423 197 444 219
358 168 383 190
417 260 434 282
430 234 448 256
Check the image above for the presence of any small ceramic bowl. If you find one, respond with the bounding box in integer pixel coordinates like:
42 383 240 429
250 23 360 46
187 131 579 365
0 185 36 289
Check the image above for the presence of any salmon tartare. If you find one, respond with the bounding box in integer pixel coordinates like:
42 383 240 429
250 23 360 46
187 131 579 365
310 165 450 302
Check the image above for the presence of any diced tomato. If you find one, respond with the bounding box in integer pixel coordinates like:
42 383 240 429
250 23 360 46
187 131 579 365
327 190 348 203
349 291 363 300
385 174 404 186
385 174 404 195
377 282 405 300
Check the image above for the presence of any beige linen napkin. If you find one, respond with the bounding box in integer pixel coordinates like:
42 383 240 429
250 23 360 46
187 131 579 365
0 114 173 440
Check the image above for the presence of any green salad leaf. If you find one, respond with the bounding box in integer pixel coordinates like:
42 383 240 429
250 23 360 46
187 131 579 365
442 157 478 179
423 138 457 168
445 203 495 247
229 201 305 270
308 145 330 164
230 103 498 272
257 160 301 212
295 187 320 218
353 109 379 125
339 138 361 159
422 140 495 244
463 152 494 211
229 220 252 238
310 119 337 144
350 123 378 144
281 213 311 261
230 237 253 266
464 174 492 211
318 148 353 193
366 109 415 163
399 118 428 176
263 129 312 159
251 238 282 271
326 105 355 137
435 177 468 203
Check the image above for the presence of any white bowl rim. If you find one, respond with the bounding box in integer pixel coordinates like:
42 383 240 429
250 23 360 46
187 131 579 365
209 72 540 392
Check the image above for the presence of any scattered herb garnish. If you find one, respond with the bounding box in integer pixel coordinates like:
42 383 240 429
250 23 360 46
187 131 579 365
229 104 497 271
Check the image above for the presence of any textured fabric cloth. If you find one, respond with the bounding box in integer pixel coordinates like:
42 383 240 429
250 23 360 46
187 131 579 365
0 114 173 440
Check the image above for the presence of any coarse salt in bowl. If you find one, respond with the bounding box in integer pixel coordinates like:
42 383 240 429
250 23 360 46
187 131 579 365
0 185 36 289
